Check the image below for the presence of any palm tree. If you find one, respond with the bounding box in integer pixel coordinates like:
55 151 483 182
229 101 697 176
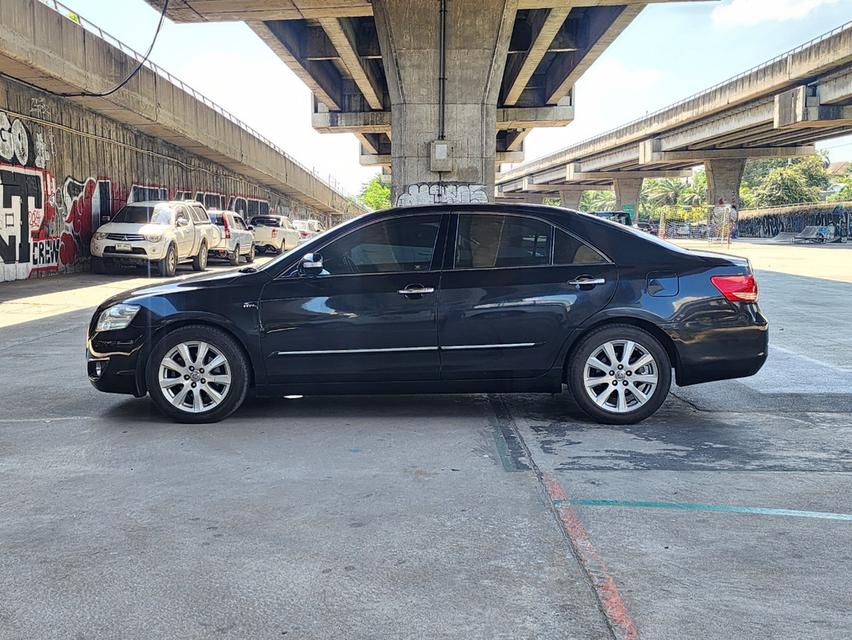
580 190 616 212
646 178 689 207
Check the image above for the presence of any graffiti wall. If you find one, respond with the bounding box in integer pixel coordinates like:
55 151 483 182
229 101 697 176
738 203 851 239
0 78 324 282
395 183 489 207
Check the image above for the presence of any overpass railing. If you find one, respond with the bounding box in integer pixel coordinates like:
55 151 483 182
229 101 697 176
37 0 353 198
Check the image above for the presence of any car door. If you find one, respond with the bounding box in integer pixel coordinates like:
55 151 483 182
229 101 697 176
438 212 618 380
259 213 447 384
173 206 194 257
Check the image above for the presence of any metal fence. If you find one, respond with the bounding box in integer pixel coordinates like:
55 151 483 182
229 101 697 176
36 0 352 198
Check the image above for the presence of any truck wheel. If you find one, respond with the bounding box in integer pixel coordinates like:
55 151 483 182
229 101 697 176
158 245 178 278
567 324 671 425
192 242 208 272
229 244 241 266
246 244 255 263
146 324 250 424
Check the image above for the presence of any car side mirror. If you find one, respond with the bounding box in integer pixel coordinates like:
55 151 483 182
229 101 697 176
301 253 323 276
247 225 254 231
177 218 189 227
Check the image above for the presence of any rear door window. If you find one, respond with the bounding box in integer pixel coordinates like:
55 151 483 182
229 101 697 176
455 214 552 269
553 228 608 264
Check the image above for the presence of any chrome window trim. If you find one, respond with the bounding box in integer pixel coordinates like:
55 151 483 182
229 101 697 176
273 343 537 356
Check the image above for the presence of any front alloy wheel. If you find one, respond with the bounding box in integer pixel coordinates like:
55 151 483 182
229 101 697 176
147 325 249 423
568 325 671 425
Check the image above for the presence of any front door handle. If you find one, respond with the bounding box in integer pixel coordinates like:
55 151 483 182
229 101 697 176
398 285 435 296
568 277 606 287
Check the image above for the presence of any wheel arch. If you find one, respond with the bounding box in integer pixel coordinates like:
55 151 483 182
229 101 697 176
562 315 680 382
135 318 258 395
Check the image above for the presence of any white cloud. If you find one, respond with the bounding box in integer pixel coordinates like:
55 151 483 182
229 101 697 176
712 0 840 27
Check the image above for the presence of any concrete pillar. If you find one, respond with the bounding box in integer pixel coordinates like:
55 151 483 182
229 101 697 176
558 190 582 210
524 193 545 204
613 178 643 217
374 0 517 206
705 158 746 206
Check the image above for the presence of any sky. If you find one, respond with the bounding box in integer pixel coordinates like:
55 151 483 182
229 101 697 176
57 0 852 196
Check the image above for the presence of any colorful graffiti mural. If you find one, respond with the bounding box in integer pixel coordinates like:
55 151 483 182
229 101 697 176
738 204 850 239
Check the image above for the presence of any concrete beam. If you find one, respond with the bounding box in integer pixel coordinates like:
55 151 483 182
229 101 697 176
496 103 574 128
567 163 691 180
639 139 817 164
147 0 374 22
317 17 384 110
545 4 643 105
497 150 526 164
360 153 392 166
251 21 342 110
774 85 852 130
312 108 391 134
504 7 572 106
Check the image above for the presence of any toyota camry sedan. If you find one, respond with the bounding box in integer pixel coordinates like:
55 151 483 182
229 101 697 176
87 203 768 425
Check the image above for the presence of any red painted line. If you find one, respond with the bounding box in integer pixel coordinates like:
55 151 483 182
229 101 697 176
542 471 639 640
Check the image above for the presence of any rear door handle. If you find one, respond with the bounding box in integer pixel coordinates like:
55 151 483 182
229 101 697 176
568 277 606 287
398 286 435 295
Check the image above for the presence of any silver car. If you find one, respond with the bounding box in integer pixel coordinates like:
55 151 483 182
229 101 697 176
207 210 255 265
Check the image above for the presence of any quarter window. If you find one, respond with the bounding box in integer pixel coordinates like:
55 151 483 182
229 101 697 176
456 214 551 269
318 215 442 276
554 228 607 264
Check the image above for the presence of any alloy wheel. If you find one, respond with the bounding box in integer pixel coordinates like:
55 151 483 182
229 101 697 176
582 339 659 414
158 341 232 413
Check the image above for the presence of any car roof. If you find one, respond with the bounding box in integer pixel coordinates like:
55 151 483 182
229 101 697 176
125 200 204 207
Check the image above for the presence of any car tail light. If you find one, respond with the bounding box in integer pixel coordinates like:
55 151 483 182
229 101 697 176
272 229 278 238
299 230 309 238
223 216 231 239
711 274 758 302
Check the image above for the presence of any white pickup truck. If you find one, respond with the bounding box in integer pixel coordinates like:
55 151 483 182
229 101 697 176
90 200 221 277
250 214 301 254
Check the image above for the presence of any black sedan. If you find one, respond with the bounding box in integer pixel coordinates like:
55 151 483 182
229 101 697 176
87 203 768 425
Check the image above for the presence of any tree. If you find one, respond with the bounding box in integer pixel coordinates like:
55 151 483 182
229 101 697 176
645 178 689 207
580 190 615 212
751 166 821 208
358 174 391 211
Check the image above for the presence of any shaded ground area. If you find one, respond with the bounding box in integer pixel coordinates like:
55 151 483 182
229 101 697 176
2 241 851 638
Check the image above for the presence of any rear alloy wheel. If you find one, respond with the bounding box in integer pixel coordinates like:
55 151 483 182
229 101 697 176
192 242 208 271
568 325 671 425
245 243 255 263
229 244 241 266
146 325 249 423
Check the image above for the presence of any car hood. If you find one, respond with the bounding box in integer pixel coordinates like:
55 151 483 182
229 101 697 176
98 222 169 235
95 269 261 313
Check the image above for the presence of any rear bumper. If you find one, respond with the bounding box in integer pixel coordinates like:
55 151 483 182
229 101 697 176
667 309 769 386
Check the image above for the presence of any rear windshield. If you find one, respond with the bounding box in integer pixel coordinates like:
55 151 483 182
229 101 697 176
111 204 173 225
208 212 225 225
251 216 281 227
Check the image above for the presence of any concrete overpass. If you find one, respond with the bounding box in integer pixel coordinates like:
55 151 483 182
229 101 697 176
497 21 852 212
146 0 710 204
0 0 361 218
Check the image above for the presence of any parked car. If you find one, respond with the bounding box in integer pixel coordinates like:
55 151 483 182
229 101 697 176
207 210 255 265
91 200 220 277
293 219 326 240
250 215 301 254
591 211 634 227
87 203 768 425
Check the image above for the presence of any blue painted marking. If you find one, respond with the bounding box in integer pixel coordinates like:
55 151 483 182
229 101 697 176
558 499 852 521
349 448 364 453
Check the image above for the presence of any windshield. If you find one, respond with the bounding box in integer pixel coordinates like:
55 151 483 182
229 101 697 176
251 216 281 227
111 204 174 225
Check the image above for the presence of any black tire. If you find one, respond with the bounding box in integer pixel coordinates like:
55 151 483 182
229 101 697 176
192 242 208 271
245 243 255 263
158 244 178 278
91 256 108 274
146 324 250 424
229 244 241 266
567 324 672 425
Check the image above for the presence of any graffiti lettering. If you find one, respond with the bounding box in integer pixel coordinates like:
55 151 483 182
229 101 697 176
31 237 60 269
395 183 488 207
739 204 850 239
0 167 43 280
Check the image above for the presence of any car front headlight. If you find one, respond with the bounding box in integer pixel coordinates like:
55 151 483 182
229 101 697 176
96 304 141 332
94 232 108 240
145 233 163 242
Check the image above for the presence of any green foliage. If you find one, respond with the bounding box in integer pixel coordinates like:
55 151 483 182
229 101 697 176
579 190 616 212
357 174 391 211
750 165 821 208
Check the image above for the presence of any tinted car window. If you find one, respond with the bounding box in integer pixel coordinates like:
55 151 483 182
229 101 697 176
320 215 441 275
251 216 281 227
234 216 248 230
208 212 224 226
456 214 551 269
554 228 608 264
191 206 209 223
111 204 173 225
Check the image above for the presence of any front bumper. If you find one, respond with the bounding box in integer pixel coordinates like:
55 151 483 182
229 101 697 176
87 329 148 397
91 239 168 261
